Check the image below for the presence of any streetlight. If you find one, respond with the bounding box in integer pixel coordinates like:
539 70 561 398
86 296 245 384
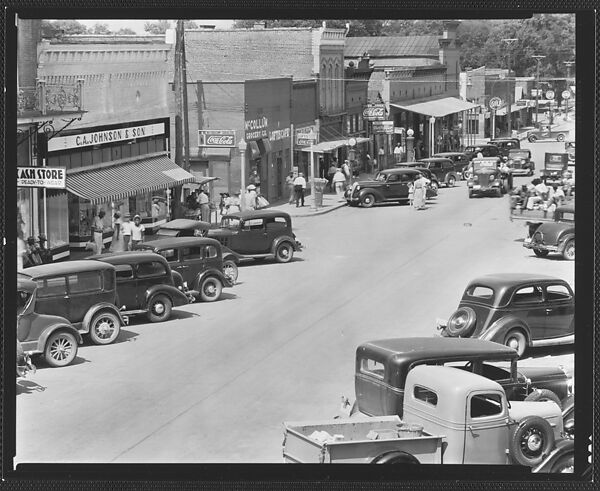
532 55 546 128
501 38 517 136
237 138 247 210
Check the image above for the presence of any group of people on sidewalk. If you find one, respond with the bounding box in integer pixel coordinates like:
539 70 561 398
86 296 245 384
94 212 145 254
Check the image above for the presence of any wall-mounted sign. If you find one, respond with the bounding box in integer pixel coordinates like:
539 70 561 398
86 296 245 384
18 166 66 189
245 116 269 141
198 130 235 148
48 123 165 152
372 121 394 134
362 104 386 121
269 128 291 142
295 125 319 146
393 127 405 134
488 97 503 110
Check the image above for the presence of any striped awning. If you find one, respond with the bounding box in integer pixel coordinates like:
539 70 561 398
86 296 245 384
66 154 197 204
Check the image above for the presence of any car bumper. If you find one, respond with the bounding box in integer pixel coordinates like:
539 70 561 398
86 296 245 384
510 169 531 175
523 239 559 252
468 183 501 193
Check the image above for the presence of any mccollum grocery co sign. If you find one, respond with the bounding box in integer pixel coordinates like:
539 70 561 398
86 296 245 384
198 130 236 148
18 167 66 188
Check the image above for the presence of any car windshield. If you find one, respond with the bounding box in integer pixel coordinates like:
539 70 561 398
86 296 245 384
374 173 388 182
465 146 482 153
221 217 241 229
473 160 495 170
17 289 33 315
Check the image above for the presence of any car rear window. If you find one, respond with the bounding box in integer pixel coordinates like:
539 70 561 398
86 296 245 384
360 358 384 379
36 276 67 297
156 229 179 237
413 385 438 406
546 284 572 301
68 271 102 294
466 285 495 300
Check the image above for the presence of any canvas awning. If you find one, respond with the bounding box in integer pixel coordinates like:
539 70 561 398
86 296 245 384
66 153 199 204
495 104 526 116
300 137 370 153
390 97 479 118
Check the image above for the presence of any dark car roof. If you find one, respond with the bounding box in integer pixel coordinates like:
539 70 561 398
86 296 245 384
21 260 115 279
433 152 468 157
225 210 291 220
379 168 421 175
87 251 166 265
467 273 565 288
416 157 453 163
159 219 211 230
489 138 520 143
358 337 518 364
140 236 223 250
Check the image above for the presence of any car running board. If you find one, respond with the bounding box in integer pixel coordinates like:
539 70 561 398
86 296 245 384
530 335 574 348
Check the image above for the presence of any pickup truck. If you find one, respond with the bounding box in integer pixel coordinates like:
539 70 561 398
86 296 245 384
283 365 573 471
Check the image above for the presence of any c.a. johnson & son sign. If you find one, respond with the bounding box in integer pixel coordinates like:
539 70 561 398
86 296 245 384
47 123 166 152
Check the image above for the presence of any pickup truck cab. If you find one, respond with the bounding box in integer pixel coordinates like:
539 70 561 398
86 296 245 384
542 153 569 186
283 365 572 470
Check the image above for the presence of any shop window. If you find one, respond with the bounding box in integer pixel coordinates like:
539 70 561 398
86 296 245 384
121 143 132 159
111 146 122 161
70 151 83 169
18 188 33 239
102 146 112 162
43 191 69 249
138 140 149 154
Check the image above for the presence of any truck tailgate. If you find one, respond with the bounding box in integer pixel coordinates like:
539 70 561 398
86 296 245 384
283 416 444 464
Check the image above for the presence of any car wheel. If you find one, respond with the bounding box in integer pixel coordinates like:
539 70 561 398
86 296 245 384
361 193 376 208
275 242 294 263
510 416 555 467
371 451 420 464
504 329 527 357
44 331 78 367
447 175 456 187
89 311 121 345
533 248 550 258
550 453 574 473
557 133 565 142
223 259 239 283
562 239 575 261
528 135 537 143
430 181 439 191
446 307 477 337
524 389 562 409
146 294 172 323
200 277 223 302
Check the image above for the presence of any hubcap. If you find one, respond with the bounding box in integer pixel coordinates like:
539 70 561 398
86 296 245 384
526 433 542 452
96 318 114 337
508 338 520 350
280 247 289 258
205 283 216 295
566 245 575 259
50 338 72 360
154 302 165 314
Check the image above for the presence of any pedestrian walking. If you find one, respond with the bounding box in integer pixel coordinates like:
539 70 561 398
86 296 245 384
110 211 123 252
393 143 404 164
249 169 261 195
121 214 132 251
286 172 296 204
408 181 415 207
332 168 346 199
327 163 337 191
293 172 307 207
92 210 106 254
130 215 145 249
341 160 351 186
245 184 258 210
198 188 211 222
413 173 428 210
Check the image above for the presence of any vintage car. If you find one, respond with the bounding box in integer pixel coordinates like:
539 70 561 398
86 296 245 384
523 204 575 260
207 210 302 264
155 219 210 238
88 251 193 322
507 148 535 176
136 237 235 301
467 157 511 198
488 137 521 157
284 365 573 470
19 261 125 345
463 143 500 161
541 152 569 186
412 158 459 187
437 274 574 357
396 164 440 190
353 337 572 420
346 168 436 208
527 125 569 143
17 275 82 367
432 152 470 179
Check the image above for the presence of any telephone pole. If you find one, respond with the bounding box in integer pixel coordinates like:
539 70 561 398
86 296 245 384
532 55 546 128
502 38 517 136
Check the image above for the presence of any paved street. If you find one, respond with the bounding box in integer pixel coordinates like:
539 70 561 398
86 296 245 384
15 141 574 465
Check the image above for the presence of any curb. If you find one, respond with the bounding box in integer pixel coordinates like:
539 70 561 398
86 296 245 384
276 200 348 218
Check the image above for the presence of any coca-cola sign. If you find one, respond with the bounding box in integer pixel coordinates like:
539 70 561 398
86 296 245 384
198 130 236 148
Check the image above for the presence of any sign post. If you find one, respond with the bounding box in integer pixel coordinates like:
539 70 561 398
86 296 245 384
488 97 503 139
561 90 571 121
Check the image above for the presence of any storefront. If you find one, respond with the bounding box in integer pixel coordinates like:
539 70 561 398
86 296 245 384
39 118 197 251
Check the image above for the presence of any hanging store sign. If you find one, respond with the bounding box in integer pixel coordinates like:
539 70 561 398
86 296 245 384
244 116 269 140
295 125 319 146
362 104 386 121
372 121 394 134
198 130 236 148
48 123 166 152
17 166 66 189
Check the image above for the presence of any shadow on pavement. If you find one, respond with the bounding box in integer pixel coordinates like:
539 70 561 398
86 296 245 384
30 353 91 370
17 379 48 394
169 310 201 320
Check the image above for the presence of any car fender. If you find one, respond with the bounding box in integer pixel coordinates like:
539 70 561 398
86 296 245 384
81 302 126 333
359 187 385 202
194 269 229 290
271 235 298 254
36 323 83 353
479 316 531 346
145 284 189 308
531 438 574 473
556 232 575 252
221 246 242 263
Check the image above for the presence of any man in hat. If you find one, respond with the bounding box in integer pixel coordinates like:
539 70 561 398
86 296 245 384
293 172 307 207
121 213 132 251
245 184 258 210
197 187 211 222
130 214 145 249
92 210 106 254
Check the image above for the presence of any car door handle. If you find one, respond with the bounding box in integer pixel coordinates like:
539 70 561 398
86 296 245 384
179 265 189 269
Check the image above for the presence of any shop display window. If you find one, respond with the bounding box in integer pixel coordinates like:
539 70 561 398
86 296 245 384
17 188 33 239
68 195 112 238
42 190 70 249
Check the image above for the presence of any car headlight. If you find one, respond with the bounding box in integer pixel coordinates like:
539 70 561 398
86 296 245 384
489 174 495 182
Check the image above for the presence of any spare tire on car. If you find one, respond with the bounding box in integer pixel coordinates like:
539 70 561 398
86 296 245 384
509 415 555 467
446 307 477 337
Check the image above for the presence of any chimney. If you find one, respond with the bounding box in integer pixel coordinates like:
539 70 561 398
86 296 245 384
253 22 266 29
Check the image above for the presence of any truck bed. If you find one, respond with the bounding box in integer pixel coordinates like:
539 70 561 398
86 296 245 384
283 416 444 464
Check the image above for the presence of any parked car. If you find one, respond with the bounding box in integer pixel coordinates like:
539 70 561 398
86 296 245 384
88 251 193 322
413 157 459 187
136 237 234 301
17 275 82 367
155 219 210 238
353 337 572 420
507 148 535 176
433 152 470 179
437 274 574 357
527 125 569 143
207 210 302 264
397 165 440 190
346 168 436 208
19 261 125 345
467 158 511 198
463 144 500 161
523 204 575 260
488 137 521 157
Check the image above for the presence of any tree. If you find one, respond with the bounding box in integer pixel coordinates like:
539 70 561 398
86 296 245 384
41 20 88 38
91 23 112 35
144 20 171 34
116 27 136 35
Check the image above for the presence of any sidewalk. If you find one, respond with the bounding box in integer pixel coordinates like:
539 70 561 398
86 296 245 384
268 188 349 218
